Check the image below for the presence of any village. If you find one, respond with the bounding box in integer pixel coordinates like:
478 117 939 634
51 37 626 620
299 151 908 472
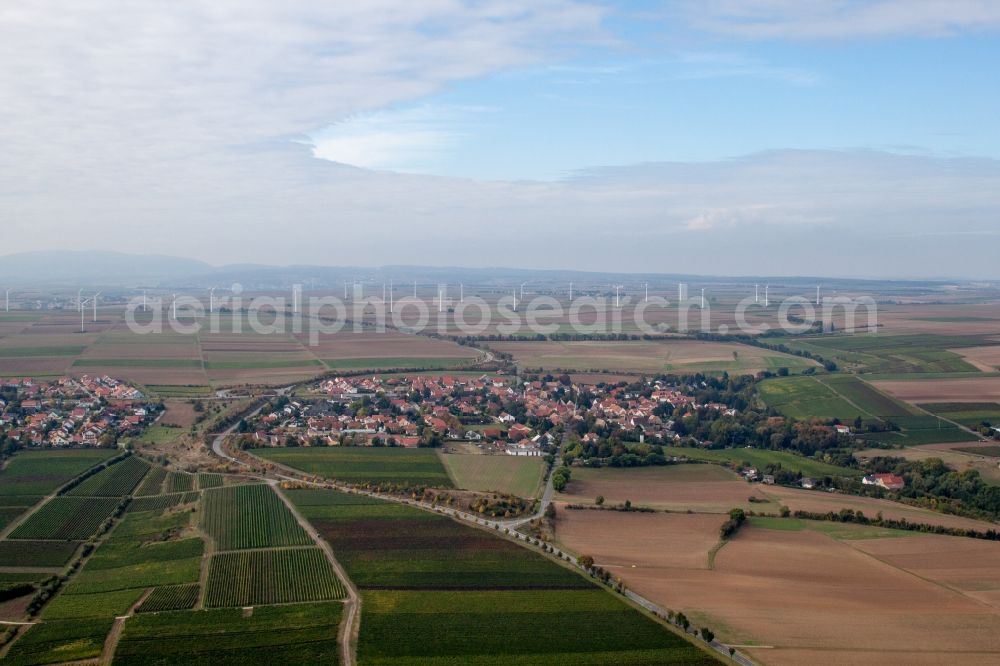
237 373 739 459
0 375 157 448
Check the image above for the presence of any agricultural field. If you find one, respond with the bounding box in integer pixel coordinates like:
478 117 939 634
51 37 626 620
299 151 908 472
360 589 716 665
135 583 199 613
135 465 168 496
563 520 1000 665
200 484 310 551
42 509 203 620
286 488 715 665
661 448 860 479
0 540 79 568
2 618 114 666
560 464 776 512
8 496 122 540
490 339 816 375
757 374 914 420
873 376 1000 403
0 448 118 497
165 471 194 493
66 455 151 497
438 451 545 497
126 492 193 513
205 547 345 607
783 334 994 376
257 447 454 488
113 603 343 665
918 402 1000 427
294 330 480 370
197 473 224 489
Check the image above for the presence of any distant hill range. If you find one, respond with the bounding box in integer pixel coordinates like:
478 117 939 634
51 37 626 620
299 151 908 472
0 250 965 291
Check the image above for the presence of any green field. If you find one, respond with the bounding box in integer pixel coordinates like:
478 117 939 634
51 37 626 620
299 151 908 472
747 516 914 540
919 402 1000 427
439 452 545 497
143 384 212 398
126 493 191 513
205 548 345 607
0 346 86 357
784 334 990 375
3 618 114 666
205 359 324 370
955 445 1000 457
360 589 716 665
42 509 204 619
0 540 79 568
197 473 224 489
67 455 151 497
0 449 118 497
256 446 454 488
200 484 311 551
136 583 200 613
131 424 185 446
165 471 194 493
135 466 167 495
758 374 914 420
113 603 343 665
9 496 122 540
662 446 861 478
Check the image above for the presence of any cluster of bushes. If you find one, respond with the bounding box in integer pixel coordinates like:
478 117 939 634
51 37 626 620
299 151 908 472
719 508 747 539
551 466 571 492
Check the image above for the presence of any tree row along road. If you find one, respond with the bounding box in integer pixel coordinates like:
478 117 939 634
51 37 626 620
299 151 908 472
209 433 756 666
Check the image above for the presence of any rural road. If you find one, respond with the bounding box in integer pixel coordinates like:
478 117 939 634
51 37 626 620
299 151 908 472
502 456 560 528
272 482 360 666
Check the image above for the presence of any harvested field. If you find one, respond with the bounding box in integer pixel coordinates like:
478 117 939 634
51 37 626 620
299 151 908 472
296 330 479 364
560 464 777 512
872 377 1000 403
490 339 815 375
953 345 1000 372
603 525 1000 665
758 484 999 531
555 509 725 570
160 400 200 427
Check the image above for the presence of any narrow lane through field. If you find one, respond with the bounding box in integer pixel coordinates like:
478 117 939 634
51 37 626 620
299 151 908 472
271 482 360 666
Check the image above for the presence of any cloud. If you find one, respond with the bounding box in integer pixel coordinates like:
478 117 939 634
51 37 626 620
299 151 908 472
673 51 819 85
309 105 493 173
673 0 1000 40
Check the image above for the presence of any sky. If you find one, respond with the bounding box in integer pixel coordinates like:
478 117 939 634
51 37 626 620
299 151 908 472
1 1 999 279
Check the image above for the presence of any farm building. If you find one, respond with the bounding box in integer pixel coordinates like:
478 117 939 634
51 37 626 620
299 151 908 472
863 473 905 490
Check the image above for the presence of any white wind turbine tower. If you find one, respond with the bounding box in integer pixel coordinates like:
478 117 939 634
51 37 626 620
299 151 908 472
460 283 463 303
78 288 84 312
209 287 217 314
816 285 821 306
389 279 394 313
4 288 11 313
569 281 573 301
80 296 91 332
764 285 769 308
701 288 705 309
142 290 147 312
614 285 621 308
512 288 518 312
413 281 417 299
520 282 528 302
644 282 648 302
92 292 101 322
755 283 759 304
344 281 348 299
172 294 178 320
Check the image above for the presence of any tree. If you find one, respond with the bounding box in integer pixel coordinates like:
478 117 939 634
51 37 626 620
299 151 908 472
578 555 595 569
676 612 690 630
700 628 715 643
595 495 605 506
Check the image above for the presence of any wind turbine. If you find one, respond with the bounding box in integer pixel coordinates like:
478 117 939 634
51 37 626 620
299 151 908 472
78 288 84 312
615 285 621 308
4 288 10 313
644 282 648 302
142 290 147 312
569 281 573 301
512 288 518 312
816 285 821 306
209 287 217 314
701 288 705 309
460 283 463 303
520 282 528 302
755 284 759 304
764 285 769 308
91 292 101 322
389 279 394 313
172 294 178 320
